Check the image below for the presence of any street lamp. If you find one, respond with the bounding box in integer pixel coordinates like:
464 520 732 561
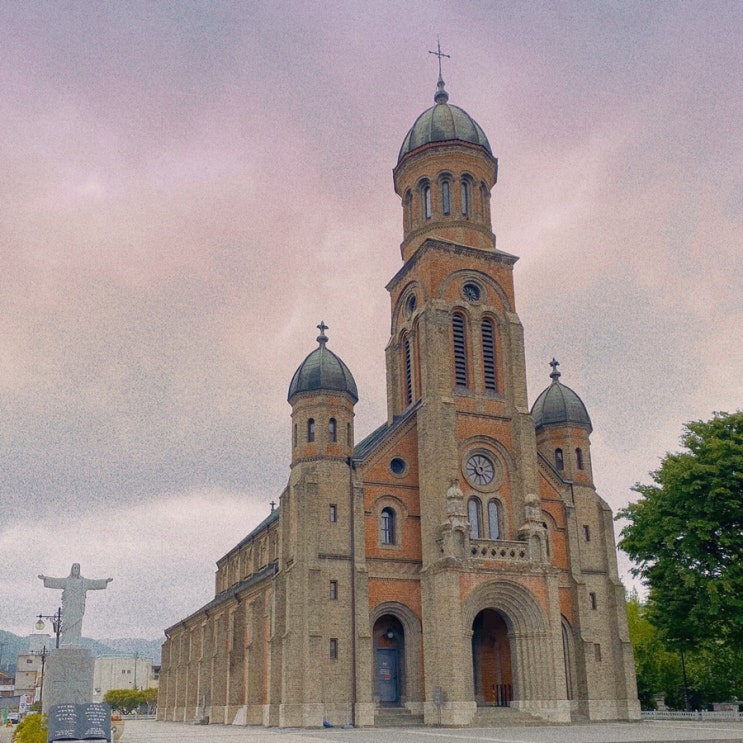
36 608 62 649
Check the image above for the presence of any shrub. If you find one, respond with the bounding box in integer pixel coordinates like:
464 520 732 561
12 713 47 743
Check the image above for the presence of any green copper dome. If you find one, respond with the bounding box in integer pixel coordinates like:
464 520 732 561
398 77 492 163
531 359 592 433
288 323 358 403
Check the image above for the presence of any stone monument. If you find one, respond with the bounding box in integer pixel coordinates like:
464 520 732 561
38 564 113 712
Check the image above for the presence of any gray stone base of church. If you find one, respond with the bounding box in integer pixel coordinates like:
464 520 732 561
42 647 94 713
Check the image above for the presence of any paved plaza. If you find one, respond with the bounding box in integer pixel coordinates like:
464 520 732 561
4 717 743 743
106 719 743 743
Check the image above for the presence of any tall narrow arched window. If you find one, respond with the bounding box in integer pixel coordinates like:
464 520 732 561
576 448 584 470
404 189 412 232
423 184 432 219
488 500 501 540
482 317 497 392
555 448 564 471
347 422 352 446
468 497 482 538
307 418 315 443
461 180 469 216
403 335 413 406
452 313 468 388
381 507 395 545
329 418 337 443
293 423 297 449
442 180 451 215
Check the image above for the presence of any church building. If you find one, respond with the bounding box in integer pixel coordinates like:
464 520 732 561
158 71 640 728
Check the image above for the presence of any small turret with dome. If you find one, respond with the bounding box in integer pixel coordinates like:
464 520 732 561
393 44 499 261
531 359 594 484
288 322 357 465
288 322 358 404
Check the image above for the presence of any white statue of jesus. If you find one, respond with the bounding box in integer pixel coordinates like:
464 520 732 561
38 563 113 646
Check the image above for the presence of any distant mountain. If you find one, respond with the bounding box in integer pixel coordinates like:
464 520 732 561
97 638 163 664
0 631 163 672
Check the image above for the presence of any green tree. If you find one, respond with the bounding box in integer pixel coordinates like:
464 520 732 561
104 688 141 714
618 411 743 650
625 591 683 708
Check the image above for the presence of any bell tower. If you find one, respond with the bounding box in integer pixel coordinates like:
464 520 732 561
385 69 544 724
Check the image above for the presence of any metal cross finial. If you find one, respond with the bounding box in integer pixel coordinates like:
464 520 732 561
316 320 329 345
270 500 276 512
428 37 450 80
549 358 561 381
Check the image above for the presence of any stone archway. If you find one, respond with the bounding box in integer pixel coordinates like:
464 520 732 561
462 580 559 712
369 602 423 709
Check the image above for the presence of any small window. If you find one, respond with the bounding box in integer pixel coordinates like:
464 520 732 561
589 592 597 610
468 497 482 538
329 418 337 443
390 457 406 476
555 448 564 471
442 180 451 215
347 422 351 445
488 500 501 540
403 336 413 406
329 580 338 600
381 507 395 545
576 448 584 470
452 313 468 388
423 184 432 219
583 525 591 542
594 643 602 662
329 638 338 659
329 504 337 523
293 423 297 449
482 317 497 392
461 180 469 216
307 418 315 443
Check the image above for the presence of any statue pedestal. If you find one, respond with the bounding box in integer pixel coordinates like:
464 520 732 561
43 647 94 713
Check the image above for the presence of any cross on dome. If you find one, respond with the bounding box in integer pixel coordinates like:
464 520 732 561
428 37 450 104
549 357 561 381
317 321 329 345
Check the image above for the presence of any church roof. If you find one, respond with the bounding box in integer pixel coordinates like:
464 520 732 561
287 323 358 403
398 76 492 163
531 359 592 432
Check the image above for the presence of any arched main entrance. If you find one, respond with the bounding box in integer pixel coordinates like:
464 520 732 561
373 615 405 705
472 608 512 706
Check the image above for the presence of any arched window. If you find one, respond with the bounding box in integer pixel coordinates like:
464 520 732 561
381 507 395 545
403 335 413 406
576 448 584 470
488 500 501 540
307 418 315 443
452 313 468 388
404 189 412 231
468 497 482 538
482 317 497 392
461 180 469 216
423 184 432 219
293 423 297 449
347 422 351 445
555 448 564 471
442 180 451 215
329 418 337 443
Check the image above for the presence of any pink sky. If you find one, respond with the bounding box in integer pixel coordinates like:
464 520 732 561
1 1 741 641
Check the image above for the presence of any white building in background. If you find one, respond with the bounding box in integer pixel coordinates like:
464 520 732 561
92 655 155 703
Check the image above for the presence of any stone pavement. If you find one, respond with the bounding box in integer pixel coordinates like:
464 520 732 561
3 718 743 743
116 719 743 743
